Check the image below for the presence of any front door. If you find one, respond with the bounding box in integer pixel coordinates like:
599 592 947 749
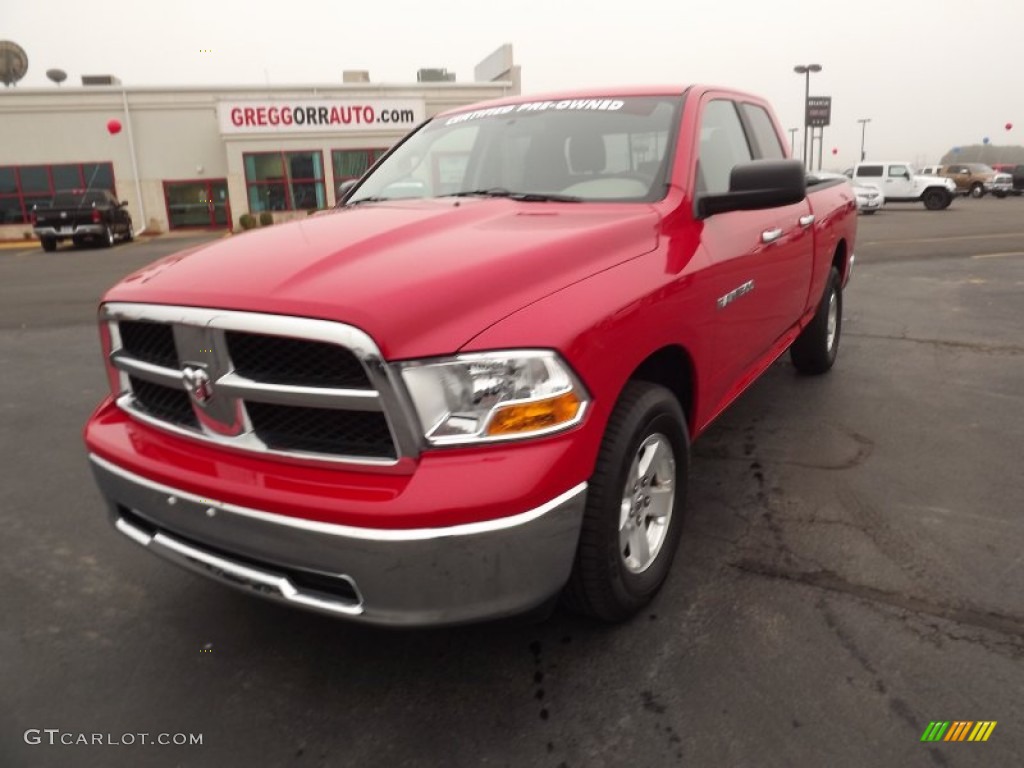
164 180 230 229
883 163 917 200
694 98 813 411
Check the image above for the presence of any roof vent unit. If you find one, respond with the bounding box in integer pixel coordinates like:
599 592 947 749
416 68 455 83
342 70 370 83
81 74 121 86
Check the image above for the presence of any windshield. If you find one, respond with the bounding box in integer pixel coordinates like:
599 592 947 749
347 95 682 204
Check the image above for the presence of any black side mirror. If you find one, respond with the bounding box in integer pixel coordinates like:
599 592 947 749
120 200 129 207
697 160 806 219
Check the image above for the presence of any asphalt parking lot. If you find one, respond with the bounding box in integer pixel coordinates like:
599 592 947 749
2 198 1023 768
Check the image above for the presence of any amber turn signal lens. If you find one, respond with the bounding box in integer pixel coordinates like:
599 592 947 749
486 391 582 436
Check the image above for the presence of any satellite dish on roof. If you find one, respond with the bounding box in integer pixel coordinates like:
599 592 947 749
0 41 29 87
46 68 67 86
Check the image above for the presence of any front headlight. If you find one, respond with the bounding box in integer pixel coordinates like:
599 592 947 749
398 350 589 445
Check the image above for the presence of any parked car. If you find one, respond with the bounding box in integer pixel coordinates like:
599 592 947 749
940 163 997 198
990 172 1013 198
852 162 957 210
84 85 858 626
810 171 884 214
31 189 134 251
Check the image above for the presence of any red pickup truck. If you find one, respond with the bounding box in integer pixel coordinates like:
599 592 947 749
84 86 857 626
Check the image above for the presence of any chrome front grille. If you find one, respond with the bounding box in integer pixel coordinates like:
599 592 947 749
119 320 178 368
102 303 417 466
224 331 371 388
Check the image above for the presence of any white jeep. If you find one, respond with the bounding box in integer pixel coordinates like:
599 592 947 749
851 162 957 210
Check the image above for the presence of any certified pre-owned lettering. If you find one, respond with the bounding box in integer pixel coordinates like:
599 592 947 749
717 280 755 310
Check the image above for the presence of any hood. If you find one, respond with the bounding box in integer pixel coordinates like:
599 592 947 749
106 199 660 359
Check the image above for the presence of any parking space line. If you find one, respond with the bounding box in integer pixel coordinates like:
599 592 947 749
860 232 1024 247
971 252 1024 260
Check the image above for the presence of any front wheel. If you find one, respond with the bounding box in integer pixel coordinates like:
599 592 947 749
40 237 57 252
790 266 842 375
564 381 688 622
923 189 950 210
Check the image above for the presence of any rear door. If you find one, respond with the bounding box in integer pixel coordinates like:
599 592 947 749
944 164 970 193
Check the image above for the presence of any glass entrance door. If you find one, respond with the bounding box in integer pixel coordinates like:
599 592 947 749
164 180 230 229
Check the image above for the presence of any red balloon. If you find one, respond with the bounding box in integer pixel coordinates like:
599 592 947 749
1007 122 1014 131
832 147 838 155
106 119 122 135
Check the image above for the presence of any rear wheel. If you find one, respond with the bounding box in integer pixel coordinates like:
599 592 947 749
564 381 688 622
124 220 135 242
790 266 842 375
969 183 984 198
923 189 949 210
40 237 57 252
102 226 115 248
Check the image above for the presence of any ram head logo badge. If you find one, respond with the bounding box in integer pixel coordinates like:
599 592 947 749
182 366 214 405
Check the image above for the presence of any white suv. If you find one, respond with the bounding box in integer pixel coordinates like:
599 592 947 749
851 162 957 210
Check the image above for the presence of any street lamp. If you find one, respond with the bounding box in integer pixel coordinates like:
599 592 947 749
788 128 798 156
857 118 872 161
794 64 822 171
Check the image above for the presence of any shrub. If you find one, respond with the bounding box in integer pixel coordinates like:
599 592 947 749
258 211 274 227
239 214 257 230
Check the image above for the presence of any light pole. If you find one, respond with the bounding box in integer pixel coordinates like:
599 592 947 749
794 64 822 171
788 128 798 156
857 118 872 161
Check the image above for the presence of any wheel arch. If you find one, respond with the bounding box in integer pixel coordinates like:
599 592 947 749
627 345 696 435
831 238 849 284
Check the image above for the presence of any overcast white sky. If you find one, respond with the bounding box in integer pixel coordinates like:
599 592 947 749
4 0 1022 167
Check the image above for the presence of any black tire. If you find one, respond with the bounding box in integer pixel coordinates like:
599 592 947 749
564 381 688 622
40 237 57 252
790 266 842 375
124 220 135 242
969 183 984 198
101 225 115 248
994 192 1007 199
923 189 949 210
861 210 876 215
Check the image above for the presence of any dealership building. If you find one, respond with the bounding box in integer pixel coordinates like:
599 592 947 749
0 46 519 238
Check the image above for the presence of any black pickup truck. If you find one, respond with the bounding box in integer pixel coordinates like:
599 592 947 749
31 189 134 251
1012 165 1024 197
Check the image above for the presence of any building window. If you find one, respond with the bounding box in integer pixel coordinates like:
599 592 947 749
331 148 388 189
0 162 116 224
244 151 326 212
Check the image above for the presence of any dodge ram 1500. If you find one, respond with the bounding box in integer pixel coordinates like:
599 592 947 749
84 86 857 626
32 189 134 251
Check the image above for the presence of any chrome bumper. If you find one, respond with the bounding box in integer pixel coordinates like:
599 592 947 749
88 454 587 626
34 224 105 238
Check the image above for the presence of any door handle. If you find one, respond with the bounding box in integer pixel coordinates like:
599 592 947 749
799 214 815 227
761 228 783 244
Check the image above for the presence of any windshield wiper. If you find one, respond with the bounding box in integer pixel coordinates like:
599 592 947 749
442 188 582 203
346 196 394 205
